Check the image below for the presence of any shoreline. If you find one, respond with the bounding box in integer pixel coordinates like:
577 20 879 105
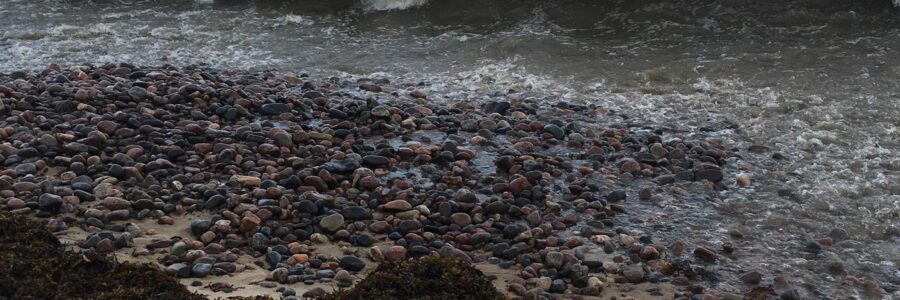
0 63 886 299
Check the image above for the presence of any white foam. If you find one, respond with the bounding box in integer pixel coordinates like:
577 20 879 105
276 15 315 27
364 0 429 11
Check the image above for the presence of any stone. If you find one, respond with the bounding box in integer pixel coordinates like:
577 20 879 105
385 246 406 262
261 103 290 115
340 255 366 272
694 246 718 262
319 213 344 232
483 101 511 114
450 213 472 227
334 270 354 286
97 121 118 134
38 194 63 209
695 169 724 182
383 200 412 211
606 190 627 202
509 177 532 196
166 263 192 278
740 271 762 285
623 264 645 283
543 124 565 140
251 233 269 251
15 163 36 175
303 288 326 298
231 175 261 187
266 251 282 267
342 206 371 220
191 263 213 278
620 159 641 173
545 251 564 269
321 159 361 174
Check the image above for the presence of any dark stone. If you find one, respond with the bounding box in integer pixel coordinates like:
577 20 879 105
606 190 627 202
694 169 723 182
339 255 365 272
261 103 290 115
341 206 371 220
543 124 565 140
361 155 390 167
483 101 511 114
321 159 361 174
266 251 282 268
191 263 213 278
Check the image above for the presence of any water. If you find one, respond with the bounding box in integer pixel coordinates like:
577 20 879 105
2 0 899 298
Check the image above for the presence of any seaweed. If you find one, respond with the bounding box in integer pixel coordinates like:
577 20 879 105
324 255 504 300
0 213 205 300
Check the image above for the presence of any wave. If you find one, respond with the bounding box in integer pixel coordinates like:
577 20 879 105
364 0 429 10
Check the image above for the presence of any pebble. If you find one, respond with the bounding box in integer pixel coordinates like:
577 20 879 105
339 255 366 272
694 246 718 262
319 213 344 232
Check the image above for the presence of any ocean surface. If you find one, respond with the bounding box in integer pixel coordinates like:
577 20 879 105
1 0 898 298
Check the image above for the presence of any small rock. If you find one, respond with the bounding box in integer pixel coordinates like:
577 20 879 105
319 213 344 232
339 255 365 272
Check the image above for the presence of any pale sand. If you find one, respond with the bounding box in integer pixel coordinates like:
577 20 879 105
55 212 680 299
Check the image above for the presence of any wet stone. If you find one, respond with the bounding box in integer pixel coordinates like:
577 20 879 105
319 213 344 232
340 255 365 272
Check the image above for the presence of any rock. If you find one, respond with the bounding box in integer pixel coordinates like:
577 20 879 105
319 213 344 232
359 83 383 93
321 159 361 174
450 213 472 227
315 269 335 279
606 190 627 202
38 194 63 209
97 121 118 134
371 106 391 117
231 175 261 187
100 197 131 210
128 86 150 100
342 206 371 220
620 160 641 173
340 255 366 272
410 90 427 99
509 177 532 196
64 142 90 153
385 246 407 262
166 263 192 278
383 200 412 211
303 287 326 298
695 169 723 182
14 163 36 175
543 124 565 140
334 270 354 286
736 174 751 186
191 263 213 278
303 176 328 192
483 101 511 114
694 246 718 262
545 251 564 269
261 103 290 115
550 279 566 293
536 277 552 291
623 264 645 283
740 271 762 285
266 251 282 267
251 233 269 251
362 155 390 167
240 215 261 233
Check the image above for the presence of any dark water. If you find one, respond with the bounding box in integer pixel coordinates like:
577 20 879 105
2 0 899 298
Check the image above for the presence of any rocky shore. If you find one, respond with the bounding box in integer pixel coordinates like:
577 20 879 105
0 63 805 299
